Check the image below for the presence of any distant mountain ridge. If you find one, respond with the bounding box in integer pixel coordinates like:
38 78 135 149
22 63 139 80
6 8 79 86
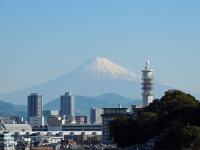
44 92 141 116
0 93 141 118
0 57 198 105
0 100 27 119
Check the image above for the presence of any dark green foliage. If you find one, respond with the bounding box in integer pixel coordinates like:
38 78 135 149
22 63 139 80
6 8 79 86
180 125 200 150
109 90 200 149
154 120 185 150
155 122 200 150
109 115 130 147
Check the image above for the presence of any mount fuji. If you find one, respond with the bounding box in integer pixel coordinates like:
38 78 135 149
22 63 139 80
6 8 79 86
0 57 178 104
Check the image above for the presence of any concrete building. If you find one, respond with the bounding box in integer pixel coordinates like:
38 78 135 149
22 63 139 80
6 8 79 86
141 60 154 107
43 110 59 124
28 93 43 122
60 92 75 122
29 116 44 128
75 116 84 124
62 124 102 132
10 116 24 124
0 132 14 150
2 124 32 134
90 107 102 124
76 116 89 124
131 105 143 113
47 116 65 131
101 106 130 145
0 117 15 124
15 141 30 150
131 105 144 119
32 125 48 132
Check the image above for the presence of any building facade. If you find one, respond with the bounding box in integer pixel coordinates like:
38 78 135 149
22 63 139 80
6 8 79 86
0 132 15 150
29 116 44 127
90 107 102 124
101 107 130 145
43 110 59 124
141 60 154 107
62 124 102 131
76 116 89 124
47 116 65 131
10 116 24 124
60 92 75 122
28 93 43 122
75 116 84 124
131 105 144 119
3 124 32 134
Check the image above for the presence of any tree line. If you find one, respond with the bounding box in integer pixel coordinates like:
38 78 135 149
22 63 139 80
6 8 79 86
109 90 200 150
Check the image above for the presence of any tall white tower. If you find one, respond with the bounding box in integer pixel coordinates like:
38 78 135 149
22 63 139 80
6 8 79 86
141 60 154 107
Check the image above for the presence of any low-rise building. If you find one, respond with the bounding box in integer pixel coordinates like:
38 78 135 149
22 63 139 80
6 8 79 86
32 125 48 131
62 124 102 131
75 116 84 124
3 124 32 134
0 132 15 150
15 140 30 150
47 116 65 131
0 116 15 124
131 105 144 119
76 116 89 124
43 110 59 124
10 116 24 124
29 117 44 128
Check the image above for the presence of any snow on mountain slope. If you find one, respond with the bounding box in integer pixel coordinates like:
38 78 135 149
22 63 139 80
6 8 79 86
0 57 196 105
82 57 140 80
0 57 142 104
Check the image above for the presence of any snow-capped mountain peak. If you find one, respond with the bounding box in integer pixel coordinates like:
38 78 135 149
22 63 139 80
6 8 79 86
82 57 140 80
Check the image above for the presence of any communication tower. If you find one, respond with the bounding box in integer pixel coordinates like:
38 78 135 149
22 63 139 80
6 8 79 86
141 60 154 107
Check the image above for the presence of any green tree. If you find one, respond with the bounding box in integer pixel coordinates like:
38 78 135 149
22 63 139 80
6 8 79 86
109 90 200 149
180 125 200 150
109 115 131 147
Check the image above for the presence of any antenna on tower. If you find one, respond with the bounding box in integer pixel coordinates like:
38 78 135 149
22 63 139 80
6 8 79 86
145 60 150 70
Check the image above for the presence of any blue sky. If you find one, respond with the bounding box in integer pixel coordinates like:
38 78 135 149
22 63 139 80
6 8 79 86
0 0 200 94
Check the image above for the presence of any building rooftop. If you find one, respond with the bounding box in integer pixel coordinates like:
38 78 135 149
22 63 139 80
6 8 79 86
4 124 32 133
103 108 130 110
30 93 41 96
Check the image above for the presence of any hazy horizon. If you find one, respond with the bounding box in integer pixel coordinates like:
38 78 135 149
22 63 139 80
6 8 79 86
0 1 200 95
